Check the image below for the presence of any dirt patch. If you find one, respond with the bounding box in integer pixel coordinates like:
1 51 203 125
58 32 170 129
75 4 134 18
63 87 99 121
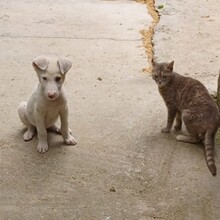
136 0 160 73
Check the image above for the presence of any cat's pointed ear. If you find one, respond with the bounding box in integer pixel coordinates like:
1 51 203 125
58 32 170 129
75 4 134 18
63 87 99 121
166 61 174 72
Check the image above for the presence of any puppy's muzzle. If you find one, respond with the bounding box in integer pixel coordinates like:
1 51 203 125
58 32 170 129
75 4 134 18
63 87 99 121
47 92 58 100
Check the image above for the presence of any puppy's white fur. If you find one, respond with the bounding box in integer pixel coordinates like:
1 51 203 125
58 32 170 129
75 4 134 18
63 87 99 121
18 55 76 153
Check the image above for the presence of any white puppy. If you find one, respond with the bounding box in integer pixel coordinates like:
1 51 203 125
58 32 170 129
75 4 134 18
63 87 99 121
18 55 77 153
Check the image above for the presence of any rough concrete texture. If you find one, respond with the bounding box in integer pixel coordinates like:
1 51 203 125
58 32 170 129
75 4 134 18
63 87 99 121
154 0 220 89
1 0 220 220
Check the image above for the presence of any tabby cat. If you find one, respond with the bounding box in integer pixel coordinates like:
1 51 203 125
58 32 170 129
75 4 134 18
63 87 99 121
152 60 219 176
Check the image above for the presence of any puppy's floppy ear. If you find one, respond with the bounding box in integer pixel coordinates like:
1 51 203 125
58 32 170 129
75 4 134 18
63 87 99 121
58 57 72 74
32 55 49 71
166 61 174 72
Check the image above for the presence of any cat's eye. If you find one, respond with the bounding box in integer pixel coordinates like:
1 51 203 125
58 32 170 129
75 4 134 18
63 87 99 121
55 76 61 82
42 76 47 81
163 76 168 79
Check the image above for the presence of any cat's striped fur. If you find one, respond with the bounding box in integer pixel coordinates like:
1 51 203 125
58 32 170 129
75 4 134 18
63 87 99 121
152 60 219 176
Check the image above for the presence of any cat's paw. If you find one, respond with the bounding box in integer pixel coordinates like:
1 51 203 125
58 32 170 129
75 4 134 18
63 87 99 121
176 135 200 144
176 135 185 141
161 127 170 133
37 143 48 153
64 134 77 145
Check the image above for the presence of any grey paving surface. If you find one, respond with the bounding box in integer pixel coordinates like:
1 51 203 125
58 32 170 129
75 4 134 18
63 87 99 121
154 0 220 89
1 0 220 219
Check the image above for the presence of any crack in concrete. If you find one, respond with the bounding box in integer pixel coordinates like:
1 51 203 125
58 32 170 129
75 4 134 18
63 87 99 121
0 34 141 42
137 0 160 73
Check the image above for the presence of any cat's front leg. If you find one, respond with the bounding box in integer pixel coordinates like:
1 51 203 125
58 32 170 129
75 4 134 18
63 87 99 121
174 111 182 131
161 108 176 133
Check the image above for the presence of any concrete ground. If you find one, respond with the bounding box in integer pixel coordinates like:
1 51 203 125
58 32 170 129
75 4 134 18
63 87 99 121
0 0 220 219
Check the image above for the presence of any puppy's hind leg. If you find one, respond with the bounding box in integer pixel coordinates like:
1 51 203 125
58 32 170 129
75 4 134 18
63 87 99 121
18 102 36 141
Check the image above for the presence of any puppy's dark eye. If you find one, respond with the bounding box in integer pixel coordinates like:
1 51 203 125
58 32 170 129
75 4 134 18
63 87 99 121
42 77 47 81
154 75 158 79
55 76 61 82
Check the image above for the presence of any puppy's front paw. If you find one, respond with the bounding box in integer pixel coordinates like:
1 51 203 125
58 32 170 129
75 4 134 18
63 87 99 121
65 134 77 145
37 143 48 153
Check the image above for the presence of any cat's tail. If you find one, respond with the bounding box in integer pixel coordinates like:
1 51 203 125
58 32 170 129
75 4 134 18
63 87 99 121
204 129 217 176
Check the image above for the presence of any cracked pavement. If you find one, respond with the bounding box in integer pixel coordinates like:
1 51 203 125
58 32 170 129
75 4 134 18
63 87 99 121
1 0 220 219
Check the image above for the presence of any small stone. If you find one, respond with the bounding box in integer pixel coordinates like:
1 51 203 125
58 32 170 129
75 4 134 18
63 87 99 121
97 77 102 81
157 5 164 9
110 187 116 192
